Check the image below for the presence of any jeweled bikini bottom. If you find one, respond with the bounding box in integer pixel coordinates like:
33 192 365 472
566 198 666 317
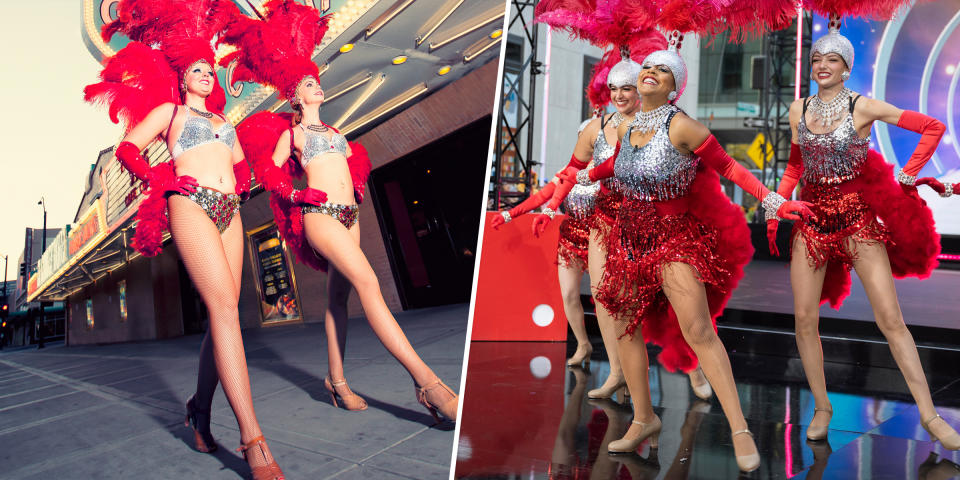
302 202 359 229
176 186 241 233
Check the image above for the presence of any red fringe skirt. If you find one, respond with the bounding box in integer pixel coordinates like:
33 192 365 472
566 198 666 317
558 216 590 269
793 150 939 308
594 166 753 373
586 188 622 246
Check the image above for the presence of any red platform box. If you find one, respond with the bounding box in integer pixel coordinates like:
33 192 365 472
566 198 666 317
471 212 568 341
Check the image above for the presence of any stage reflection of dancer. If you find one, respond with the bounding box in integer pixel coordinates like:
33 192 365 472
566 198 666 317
564 34 813 472
85 1 285 478
767 12 959 448
228 0 458 422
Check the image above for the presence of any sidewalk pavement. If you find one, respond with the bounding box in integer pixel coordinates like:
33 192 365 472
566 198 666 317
0 304 468 479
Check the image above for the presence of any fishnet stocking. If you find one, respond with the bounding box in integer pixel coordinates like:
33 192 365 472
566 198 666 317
167 196 265 452
302 213 451 407
587 226 623 386
661 262 755 458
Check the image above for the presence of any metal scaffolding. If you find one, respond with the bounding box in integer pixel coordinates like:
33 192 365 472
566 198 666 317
490 0 541 210
756 12 812 221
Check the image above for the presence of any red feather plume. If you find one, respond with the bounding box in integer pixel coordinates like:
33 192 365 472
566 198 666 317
220 0 330 100
802 0 916 21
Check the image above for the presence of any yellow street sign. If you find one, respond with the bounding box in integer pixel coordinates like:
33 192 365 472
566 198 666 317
746 133 774 168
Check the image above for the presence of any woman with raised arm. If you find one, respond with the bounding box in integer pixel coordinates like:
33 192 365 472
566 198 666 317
85 1 284 478
767 12 957 447
227 0 458 422
562 32 814 471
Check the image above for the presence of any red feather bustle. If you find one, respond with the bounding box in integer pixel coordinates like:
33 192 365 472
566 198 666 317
346 142 372 204
220 0 330 100
794 150 940 308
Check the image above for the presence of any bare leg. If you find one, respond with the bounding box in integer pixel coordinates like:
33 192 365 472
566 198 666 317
851 241 956 440
660 262 757 461
789 238 832 434
558 260 591 365
616 330 658 437
587 227 624 396
324 266 352 376
302 213 455 414
167 197 267 454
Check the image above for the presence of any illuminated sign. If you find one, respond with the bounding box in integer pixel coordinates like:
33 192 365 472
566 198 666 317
36 226 71 289
69 203 105 257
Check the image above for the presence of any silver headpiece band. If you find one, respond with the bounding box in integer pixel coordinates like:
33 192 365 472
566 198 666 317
810 14 854 72
607 45 642 87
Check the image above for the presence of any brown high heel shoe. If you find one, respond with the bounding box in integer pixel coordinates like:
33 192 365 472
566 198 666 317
416 378 459 423
324 376 368 411
184 396 217 453
237 436 284 480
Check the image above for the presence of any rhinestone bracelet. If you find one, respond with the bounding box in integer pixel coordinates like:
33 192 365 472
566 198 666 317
576 169 591 186
500 211 512 223
762 192 787 222
897 170 917 186
542 207 556 220
942 183 954 198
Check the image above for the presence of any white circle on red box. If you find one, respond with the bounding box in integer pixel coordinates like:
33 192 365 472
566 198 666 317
532 304 554 327
530 355 551 378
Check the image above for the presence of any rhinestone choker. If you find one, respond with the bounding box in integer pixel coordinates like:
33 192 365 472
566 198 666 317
809 87 851 128
631 104 673 135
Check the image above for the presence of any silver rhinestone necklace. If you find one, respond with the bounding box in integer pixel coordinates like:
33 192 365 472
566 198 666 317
631 104 673 134
809 87 851 127
608 112 625 128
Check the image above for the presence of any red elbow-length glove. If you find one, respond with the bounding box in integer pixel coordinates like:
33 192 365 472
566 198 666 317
694 135 815 256
116 141 197 194
254 160 327 206
555 153 590 183
490 182 557 230
233 160 251 199
535 144 622 236
897 111 945 204
765 142 804 256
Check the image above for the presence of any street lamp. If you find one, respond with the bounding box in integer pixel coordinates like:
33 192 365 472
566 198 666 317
36 198 46 349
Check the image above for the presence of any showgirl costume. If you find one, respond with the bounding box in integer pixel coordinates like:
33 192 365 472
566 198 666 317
223 0 371 272
775 14 942 307
84 0 246 255
528 0 667 267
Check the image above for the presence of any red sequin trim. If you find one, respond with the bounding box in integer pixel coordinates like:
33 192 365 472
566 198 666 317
792 182 890 272
557 216 590 269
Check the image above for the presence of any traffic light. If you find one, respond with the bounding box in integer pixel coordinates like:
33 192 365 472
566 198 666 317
19 263 26 277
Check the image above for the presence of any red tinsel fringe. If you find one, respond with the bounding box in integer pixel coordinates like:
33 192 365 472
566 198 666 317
557 216 590 269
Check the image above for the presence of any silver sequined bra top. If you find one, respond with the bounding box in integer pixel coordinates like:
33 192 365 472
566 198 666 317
300 126 348 168
172 115 236 159
798 112 868 185
562 128 618 218
613 109 698 201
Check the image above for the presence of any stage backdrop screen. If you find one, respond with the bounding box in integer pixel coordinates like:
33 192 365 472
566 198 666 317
812 1 960 235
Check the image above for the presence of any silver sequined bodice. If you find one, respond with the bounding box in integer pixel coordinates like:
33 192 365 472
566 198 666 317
562 129 617 218
613 110 698 201
172 115 236 159
301 128 348 167
798 113 868 185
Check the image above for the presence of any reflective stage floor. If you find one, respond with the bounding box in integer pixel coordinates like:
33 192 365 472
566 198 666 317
455 340 960 479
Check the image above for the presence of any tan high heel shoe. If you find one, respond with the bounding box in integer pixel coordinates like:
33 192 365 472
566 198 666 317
688 366 713 400
566 343 592 367
237 436 284 480
923 414 960 450
324 376 368 411
588 375 626 400
416 378 459 423
732 429 760 472
184 396 217 453
608 416 662 454
806 406 833 441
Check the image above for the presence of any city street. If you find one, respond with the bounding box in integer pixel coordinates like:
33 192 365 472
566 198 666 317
0 304 467 479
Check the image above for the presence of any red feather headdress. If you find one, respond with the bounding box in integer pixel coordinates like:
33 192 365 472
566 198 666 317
220 0 330 100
